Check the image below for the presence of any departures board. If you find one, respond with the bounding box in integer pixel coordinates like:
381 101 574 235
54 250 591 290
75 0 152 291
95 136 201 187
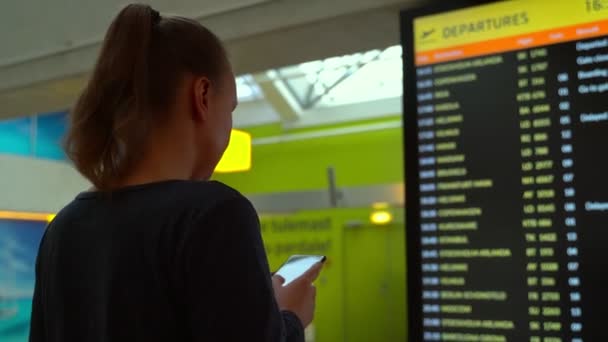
402 1 608 341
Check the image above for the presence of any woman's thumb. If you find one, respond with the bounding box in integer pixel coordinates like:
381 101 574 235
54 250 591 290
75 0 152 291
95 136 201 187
272 274 286 287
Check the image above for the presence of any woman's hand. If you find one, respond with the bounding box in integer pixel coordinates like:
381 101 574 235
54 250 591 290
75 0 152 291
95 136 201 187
272 262 323 327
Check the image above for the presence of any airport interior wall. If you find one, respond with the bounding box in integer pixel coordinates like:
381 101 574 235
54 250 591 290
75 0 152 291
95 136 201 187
1 112 407 342
214 115 403 193
215 114 406 341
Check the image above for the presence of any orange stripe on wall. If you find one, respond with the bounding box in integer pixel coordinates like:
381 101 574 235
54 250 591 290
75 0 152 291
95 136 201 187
416 19 608 66
0 211 55 222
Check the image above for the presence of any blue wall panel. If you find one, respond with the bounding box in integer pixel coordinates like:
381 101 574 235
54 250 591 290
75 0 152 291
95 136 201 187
0 111 68 161
0 220 46 342
0 117 32 156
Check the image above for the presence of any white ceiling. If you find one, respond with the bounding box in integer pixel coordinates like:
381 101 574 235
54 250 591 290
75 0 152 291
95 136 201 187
0 0 269 65
0 0 426 125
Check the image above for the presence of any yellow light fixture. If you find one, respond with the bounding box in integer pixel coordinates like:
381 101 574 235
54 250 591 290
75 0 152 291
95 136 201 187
370 210 393 225
215 129 252 173
0 211 56 223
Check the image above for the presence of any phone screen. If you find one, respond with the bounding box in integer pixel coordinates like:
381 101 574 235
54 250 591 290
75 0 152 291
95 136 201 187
275 255 326 286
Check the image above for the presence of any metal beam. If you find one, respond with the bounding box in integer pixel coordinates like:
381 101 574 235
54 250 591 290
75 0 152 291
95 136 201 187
282 97 402 130
253 73 302 123
303 51 382 109
246 183 404 213
253 119 402 146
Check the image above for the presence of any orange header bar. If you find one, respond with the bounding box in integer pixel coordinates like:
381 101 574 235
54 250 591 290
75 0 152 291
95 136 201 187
416 19 608 66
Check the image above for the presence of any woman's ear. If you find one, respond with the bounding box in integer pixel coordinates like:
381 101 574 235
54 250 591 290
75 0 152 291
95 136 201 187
192 76 212 122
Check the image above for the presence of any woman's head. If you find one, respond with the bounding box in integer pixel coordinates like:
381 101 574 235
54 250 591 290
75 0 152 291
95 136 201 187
65 4 236 191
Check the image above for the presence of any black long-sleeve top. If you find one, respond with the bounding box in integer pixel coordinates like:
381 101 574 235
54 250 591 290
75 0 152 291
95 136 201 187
29 180 304 342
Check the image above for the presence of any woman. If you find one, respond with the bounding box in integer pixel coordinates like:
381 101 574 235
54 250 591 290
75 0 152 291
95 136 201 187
29 4 321 342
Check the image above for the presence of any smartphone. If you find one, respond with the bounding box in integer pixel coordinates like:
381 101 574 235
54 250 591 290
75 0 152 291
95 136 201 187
275 255 326 286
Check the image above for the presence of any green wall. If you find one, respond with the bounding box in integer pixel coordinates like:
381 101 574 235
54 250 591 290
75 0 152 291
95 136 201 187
215 118 407 342
260 208 406 342
214 118 404 193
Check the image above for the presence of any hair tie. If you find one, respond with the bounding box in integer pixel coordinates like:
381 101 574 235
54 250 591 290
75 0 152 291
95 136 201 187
151 9 161 26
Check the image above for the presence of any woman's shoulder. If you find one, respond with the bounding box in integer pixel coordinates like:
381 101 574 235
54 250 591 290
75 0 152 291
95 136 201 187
64 180 251 223
175 180 244 204
173 181 261 243
170 180 254 215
